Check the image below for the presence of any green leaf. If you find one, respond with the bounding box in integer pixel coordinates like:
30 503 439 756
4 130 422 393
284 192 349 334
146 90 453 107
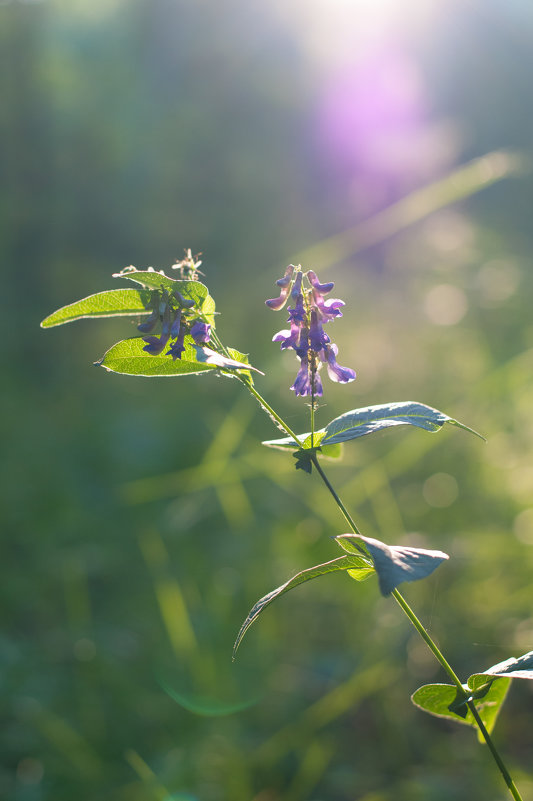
319 442 343 459
40 289 152 328
411 679 510 741
262 431 322 451
292 449 314 473
96 338 259 378
113 268 217 326
97 336 217 377
193 346 262 373
321 401 484 445
112 267 182 293
469 650 533 684
262 401 483 453
233 553 374 658
336 534 449 596
222 348 261 384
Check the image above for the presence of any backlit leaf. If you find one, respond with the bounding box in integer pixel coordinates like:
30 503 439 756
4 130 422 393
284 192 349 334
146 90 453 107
411 679 510 741
336 534 449 596
321 401 483 445
40 289 151 328
262 401 483 453
233 553 373 658
113 268 216 325
469 650 533 683
96 337 259 378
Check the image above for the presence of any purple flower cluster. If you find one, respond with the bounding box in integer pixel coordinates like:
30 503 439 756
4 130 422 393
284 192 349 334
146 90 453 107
138 289 211 360
266 265 356 397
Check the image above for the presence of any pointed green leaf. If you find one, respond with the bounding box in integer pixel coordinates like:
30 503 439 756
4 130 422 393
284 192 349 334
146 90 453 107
319 442 343 459
261 430 342 459
220 348 262 385
337 534 449 596
469 650 533 682
96 337 259 378
412 679 510 741
321 402 484 445
474 651 533 686
262 431 323 451
233 553 373 658
262 401 483 453
40 289 152 328
193 346 262 374
113 268 217 325
112 267 182 293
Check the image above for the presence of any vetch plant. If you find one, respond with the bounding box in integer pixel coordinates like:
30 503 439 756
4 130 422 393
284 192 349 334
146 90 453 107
42 250 530 799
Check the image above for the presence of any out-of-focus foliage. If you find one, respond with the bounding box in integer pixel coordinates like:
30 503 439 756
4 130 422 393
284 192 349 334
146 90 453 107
4 0 533 799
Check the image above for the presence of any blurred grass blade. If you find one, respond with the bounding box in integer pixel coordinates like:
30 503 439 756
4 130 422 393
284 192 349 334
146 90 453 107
293 150 522 269
40 288 151 328
233 554 374 658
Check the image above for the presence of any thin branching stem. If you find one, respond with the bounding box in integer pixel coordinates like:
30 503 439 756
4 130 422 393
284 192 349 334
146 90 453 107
237 378 522 798
308 455 523 801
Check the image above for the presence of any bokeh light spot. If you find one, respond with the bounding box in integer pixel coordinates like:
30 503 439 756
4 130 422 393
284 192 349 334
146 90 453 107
423 284 468 326
73 638 96 661
476 260 520 307
422 472 458 508
16 758 44 785
513 508 533 545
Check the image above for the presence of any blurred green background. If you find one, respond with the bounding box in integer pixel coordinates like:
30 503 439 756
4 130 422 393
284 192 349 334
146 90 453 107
3 0 533 799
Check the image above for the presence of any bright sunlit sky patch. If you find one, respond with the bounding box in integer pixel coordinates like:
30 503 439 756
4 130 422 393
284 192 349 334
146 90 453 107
271 0 460 215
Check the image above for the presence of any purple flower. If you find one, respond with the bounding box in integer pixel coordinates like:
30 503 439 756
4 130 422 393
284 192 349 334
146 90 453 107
265 264 295 310
173 289 195 309
314 295 344 322
291 355 312 397
267 265 356 397
167 325 186 360
137 308 158 334
309 309 330 352
323 344 356 384
143 305 171 354
190 320 211 345
142 335 168 355
273 319 300 350
290 270 303 301
170 309 182 338
307 270 334 295
291 353 323 397
287 293 306 324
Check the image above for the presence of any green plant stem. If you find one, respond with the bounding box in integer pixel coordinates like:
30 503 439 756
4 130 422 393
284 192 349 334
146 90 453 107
467 702 523 801
391 588 463 689
309 456 523 801
310 454 364 540
310 386 315 450
240 380 301 446
237 377 522 798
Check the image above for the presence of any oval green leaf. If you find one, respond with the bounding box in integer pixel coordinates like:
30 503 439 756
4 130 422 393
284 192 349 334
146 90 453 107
40 288 151 328
336 534 449 596
411 679 510 741
233 553 374 658
96 337 258 378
